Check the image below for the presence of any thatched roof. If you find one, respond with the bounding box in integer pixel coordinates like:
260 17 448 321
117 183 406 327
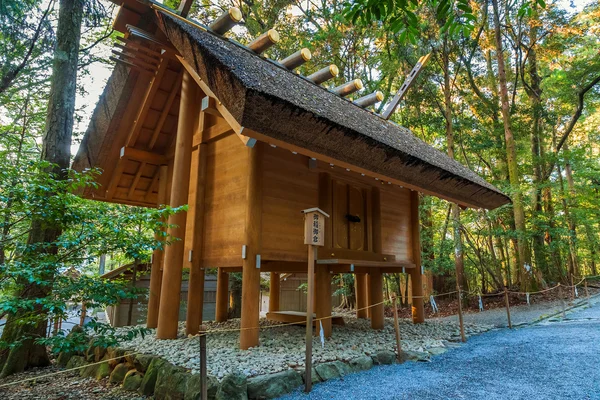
156 12 510 209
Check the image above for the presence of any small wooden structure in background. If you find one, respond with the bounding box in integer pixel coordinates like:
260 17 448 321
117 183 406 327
73 0 510 349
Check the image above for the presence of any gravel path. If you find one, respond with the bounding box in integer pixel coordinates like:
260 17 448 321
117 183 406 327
280 297 600 400
435 294 596 327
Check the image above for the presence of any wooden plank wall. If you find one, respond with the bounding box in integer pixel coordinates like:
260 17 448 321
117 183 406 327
380 188 413 262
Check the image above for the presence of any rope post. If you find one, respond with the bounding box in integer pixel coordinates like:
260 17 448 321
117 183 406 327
503 286 512 329
391 293 402 361
456 287 466 343
558 284 566 318
200 324 207 400
584 278 591 307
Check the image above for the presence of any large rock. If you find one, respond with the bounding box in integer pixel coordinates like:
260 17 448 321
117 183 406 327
57 351 74 367
106 348 127 368
185 373 219 400
372 350 396 365
123 370 144 391
95 361 111 380
139 357 167 396
400 350 430 362
216 371 248 400
349 356 373 372
314 361 351 382
247 370 303 399
299 367 321 385
110 362 131 384
65 355 86 370
155 362 190 400
133 354 154 372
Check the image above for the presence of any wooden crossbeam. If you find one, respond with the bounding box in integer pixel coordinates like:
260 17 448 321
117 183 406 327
121 146 168 165
148 71 183 150
111 49 159 72
114 43 161 66
177 55 256 148
382 53 431 120
116 36 164 59
178 0 194 17
126 57 170 147
126 24 176 51
144 169 161 203
127 161 147 199
109 56 154 75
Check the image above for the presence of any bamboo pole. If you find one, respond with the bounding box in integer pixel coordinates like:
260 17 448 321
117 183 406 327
200 324 207 400
391 293 402 361
503 286 512 329
584 278 591 307
305 245 316 393
558 284 566 318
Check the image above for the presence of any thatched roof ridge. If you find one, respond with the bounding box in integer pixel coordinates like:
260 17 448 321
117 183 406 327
157 12 509 209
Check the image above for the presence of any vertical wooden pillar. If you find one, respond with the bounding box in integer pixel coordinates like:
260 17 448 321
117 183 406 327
355 273 368 318
156 71 198 339
269 272 280 312
186 140 208 335
240 143 263 349
315 264 332 337
366 273 372 318
318 173 333 248
147 165 169 329
409 190 425 323
371 187 382 253
369 268 384 329
215 268 229 322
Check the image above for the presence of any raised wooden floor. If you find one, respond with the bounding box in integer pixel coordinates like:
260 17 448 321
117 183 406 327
266 311 345 326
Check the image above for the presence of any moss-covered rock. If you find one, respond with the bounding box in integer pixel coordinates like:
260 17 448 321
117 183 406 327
65 355 86 370
123 370 144 391
80 363 99 378
57 351 74 367
299 367 321 385
400 350 430 362
133 354 154 372
109 362 131 384
155 362 190 400
106 348 127 368
349 355 374 372
247 370 303 399
185 373 219 400
314 361 351 382
216 371 248 400
373 350 396 365
139 357 167 396
95 361 111 380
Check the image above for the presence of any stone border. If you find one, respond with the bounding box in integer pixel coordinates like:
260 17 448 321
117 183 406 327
58 343 434 399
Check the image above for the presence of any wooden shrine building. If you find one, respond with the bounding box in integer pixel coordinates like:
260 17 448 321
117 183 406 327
73 0 510 349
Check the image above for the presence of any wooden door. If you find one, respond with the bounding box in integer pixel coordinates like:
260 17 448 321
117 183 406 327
332 180 368 251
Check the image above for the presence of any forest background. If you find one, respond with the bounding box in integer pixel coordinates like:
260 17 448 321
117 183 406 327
0 0 599 376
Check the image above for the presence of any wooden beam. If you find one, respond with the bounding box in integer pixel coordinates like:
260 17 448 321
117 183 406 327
109 56 155 75
200 118 234 144
409 190 425 323
269 272 280 312
105 158 127 200
369 268 384 329
178 0 194 17
240 143 263 350
127 161 147 199
382 53 431 120
186 142 208 335
147 165 169 328
156 70 198 339
237 127 478 209
355 273 368 319
121 146 168 165
176 55 257 148
149 72 183 150
126 57 170 147
215 267 230 322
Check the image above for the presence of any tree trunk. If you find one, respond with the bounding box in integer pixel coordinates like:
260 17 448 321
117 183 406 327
0 0 84 377
491 0 531 290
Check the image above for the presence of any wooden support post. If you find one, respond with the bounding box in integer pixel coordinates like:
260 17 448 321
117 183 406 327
457 288 466 341
215 268 229 322
186 142 208 335
409 191 425 323
156 71 198 339
199 324 207 400
503 286 512 329
585 278 591 307
369 268 384 330
147 165 169 329
305 245 316 393
559 284 566 318
391 293 402 361
269 272 280 312
355 273 368 319
316 264 332 338
366 274 372 319
240 143 263 350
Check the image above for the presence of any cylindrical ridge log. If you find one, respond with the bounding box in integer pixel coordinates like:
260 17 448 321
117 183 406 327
354 91 384 107
209 7 243 35
308 64 339 84
333 79 363 97
280 48 311 70
248 29 279 54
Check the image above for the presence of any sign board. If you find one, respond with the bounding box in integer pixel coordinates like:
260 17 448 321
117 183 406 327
301 208 329 247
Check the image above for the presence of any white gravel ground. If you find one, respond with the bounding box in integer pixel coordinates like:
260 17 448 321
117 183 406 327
116 316 492 380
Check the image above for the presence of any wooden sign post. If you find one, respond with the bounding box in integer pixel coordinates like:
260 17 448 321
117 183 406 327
301 207 329 393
